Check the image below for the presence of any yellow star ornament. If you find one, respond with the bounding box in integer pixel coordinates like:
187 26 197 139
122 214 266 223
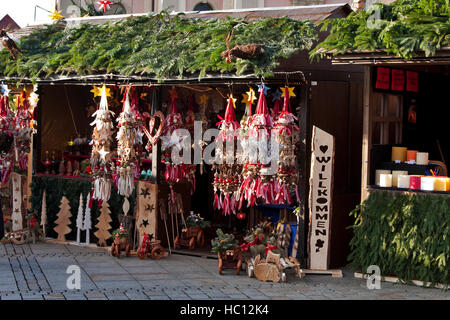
101 85 112 98
91 86 101 97
245 88 256 104
199 94 208 105
230 95 237 108
281 86 296 98
49 10 64 21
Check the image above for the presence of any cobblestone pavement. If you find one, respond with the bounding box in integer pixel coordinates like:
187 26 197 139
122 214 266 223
0 242 448 300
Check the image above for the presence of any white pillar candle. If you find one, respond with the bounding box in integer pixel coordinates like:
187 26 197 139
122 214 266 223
420 177 435 191
392 170 408 187
379 174 393 187
397 175 410 189
375 170 391 186
416 152 429 165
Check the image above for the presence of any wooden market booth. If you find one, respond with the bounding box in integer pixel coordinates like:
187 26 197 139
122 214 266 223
1 4 365 269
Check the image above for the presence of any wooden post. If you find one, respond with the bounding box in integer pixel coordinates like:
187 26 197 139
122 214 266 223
151 87 161 184
361 66 373 202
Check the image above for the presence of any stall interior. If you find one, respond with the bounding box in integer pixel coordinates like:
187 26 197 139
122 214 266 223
369 65 450 193
33 81 304 255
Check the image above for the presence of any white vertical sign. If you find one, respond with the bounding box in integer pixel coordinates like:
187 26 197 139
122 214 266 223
308 126 335 270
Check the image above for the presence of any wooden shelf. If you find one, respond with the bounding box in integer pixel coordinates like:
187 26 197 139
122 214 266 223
367 185 450 197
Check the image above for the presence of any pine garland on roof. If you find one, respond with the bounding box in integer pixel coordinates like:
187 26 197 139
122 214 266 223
311 0 450 60
0 11 317 81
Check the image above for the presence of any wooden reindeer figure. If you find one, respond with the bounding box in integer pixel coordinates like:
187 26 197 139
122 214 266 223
1 29 22 60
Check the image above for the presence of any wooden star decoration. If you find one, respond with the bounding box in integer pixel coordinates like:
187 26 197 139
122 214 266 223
49 9 64 21
140 187 150 198
281 86 296 98
272 89 282 102
0 84 10 96
145 204 155 212
257 83 270 95
98 147 110 162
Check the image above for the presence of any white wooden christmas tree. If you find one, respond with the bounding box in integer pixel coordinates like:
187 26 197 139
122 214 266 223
75 194 84 244
53 196 72 242
94 200 112 246
83 193 92 245
40 190 47 238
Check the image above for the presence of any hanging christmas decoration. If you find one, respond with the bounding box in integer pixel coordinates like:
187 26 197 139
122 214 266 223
239 83 274 208
213 95 241 215
13 89 37 172
273 86 300 204
0 85 14 184
197 94 209 175
240 88 256 131
116 89 139 198
271 89 282 122
49 9 64 21
97 0 112 13
90 85 115 201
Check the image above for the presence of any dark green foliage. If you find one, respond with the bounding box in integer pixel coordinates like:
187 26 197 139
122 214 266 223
0 11 317 81
30 175 136 242
311 0 450 60
348 191 450 288
210 228 238 253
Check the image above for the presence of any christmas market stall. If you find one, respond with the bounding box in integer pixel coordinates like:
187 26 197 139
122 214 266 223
313 0 450 287
0 4 365 280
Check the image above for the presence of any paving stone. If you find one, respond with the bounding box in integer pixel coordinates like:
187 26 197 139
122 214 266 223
44 293 66 300
149 295 171 300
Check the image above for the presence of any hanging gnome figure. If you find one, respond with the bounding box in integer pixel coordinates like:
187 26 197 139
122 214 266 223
0 84 14 184
213 95 241 215
273 86 300 204
90 85 115 202
116 88 138 198
13 89 37 172
239 83 274 209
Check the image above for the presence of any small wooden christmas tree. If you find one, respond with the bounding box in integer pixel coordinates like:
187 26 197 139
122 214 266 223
40 190 47 238
94 200 112 246
83 193 92 245
75 194 84 244
53 196 72 242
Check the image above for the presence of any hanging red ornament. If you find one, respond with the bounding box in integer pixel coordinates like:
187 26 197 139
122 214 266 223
236 212 246 220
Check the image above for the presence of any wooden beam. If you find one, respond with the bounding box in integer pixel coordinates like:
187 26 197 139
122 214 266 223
361 66 372 202
151 87 161 184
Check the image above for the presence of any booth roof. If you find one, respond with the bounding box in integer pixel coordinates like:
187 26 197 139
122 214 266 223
310 0 450 62
0 4 352 83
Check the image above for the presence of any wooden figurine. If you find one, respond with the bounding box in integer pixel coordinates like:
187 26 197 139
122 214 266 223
26 211 43 244
253 251 286 283
53 196 72 242
111 231 131 259
137 232 165 260
94 201 112 247
218 246 242 275
1 29 22 60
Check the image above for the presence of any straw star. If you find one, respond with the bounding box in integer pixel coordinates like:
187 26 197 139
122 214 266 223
281 86 296 98
91 86 101 97
100 85 111 98
49 9 64 21
244 88 256 105
199 94 208 105
98 146 110 162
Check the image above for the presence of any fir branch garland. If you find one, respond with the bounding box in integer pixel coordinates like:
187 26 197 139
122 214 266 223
0 11 317 81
